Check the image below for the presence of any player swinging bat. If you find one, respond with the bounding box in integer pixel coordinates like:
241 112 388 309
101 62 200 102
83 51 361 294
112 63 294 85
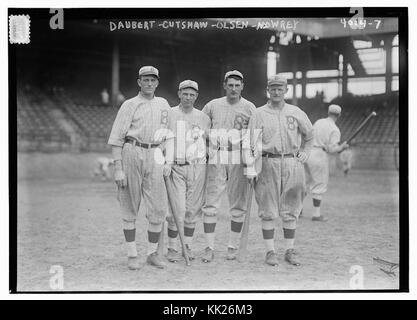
340 111 377 147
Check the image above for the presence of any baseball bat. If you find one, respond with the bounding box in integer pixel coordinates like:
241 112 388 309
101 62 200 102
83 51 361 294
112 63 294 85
343 111 377 145
164 175 191 266
237 180 254 262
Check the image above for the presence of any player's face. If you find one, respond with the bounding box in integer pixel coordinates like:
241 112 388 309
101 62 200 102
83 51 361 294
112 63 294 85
224 78 244 100
138 75 159 96
268 84 288 103
178 88 198 108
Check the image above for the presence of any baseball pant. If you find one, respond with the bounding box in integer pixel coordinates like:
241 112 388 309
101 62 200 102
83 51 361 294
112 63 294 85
202 162 249 223
254 157 305 229
117 143 168 225
304 148 328 200
165 163 207 229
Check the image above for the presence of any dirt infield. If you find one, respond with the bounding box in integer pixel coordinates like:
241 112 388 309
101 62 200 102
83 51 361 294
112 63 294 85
16 153 400 291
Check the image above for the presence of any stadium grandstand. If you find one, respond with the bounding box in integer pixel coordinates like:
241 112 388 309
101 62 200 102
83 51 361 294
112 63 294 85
15 14 401 169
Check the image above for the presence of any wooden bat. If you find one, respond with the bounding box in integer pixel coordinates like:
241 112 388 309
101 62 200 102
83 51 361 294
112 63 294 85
164 175 191 266
237 180 255 262
344 111 377 145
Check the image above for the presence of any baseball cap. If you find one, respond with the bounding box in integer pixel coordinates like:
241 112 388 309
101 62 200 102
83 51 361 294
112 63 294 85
179 80 199 91
138 66 159 78
267 74 288 86
328 104 342 114
224 70 244 81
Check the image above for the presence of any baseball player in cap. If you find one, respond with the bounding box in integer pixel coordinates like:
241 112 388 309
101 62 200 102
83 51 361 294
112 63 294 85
201 70 256 262
304 104 349 222
243 74 314 266
164 80 211 262
108 65 173 270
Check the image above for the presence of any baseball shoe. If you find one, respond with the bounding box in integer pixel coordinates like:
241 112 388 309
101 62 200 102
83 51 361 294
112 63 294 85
166 248 180 263
312 216 328 222
226 247 238 260
285 249 300 266
127 256 141 270
146 252 165 269
201 247 214 263
265 250 279 266
183 244 195 261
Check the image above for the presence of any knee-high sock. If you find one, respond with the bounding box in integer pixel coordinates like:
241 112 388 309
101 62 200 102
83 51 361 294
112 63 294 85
283 228 295 251
167 228 179 250
262 220 275 253
228 220 243 249
312 198 321 217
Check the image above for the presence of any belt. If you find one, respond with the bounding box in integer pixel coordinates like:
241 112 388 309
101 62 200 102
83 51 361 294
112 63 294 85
125 137 160 149
174 161 191 166
262 152 296 159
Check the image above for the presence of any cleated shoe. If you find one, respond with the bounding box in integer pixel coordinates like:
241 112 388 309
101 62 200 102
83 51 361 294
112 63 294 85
166 248 180 263
226 247 238 260
127 256 141 270
146 252 165 269
265 250 279 266
285 249 301 266
201 247 214 263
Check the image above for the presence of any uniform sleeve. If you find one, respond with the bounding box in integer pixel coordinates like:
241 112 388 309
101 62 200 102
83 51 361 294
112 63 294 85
298 110 314 155
201 102 212 119
202 113 211 138
242 111 262 151
167 109 177 139
107 101 135 147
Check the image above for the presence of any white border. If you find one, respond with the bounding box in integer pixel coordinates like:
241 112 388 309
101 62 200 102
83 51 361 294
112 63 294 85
1 0 415 301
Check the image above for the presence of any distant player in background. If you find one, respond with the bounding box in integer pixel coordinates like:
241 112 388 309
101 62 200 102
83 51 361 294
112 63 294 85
164 80 211 263
304 104 349 222
92 156 114 181
339 148 353 177
243 74 313 267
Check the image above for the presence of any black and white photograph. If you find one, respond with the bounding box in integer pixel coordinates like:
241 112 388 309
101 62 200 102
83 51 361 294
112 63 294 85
9 6 407 293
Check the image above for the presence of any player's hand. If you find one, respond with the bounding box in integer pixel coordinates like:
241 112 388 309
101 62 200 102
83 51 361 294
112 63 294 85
114 169 127 188
163 164 172 177
296 151 308 163
340 141 349 150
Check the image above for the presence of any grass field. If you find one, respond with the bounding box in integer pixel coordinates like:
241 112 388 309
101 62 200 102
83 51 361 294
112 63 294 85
16 153 400 291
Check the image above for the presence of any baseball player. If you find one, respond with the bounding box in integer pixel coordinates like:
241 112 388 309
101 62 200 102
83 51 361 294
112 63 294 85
92 156 114 181
339 148 353 177
164 80 211 262
201 70 256 262
108 66 172 270
243 74 314 266
304 104 349 222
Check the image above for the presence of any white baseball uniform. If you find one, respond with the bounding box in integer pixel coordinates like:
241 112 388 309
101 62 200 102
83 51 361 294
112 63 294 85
304 117 341 199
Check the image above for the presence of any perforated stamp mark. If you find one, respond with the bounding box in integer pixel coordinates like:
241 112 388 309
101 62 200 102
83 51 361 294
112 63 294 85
9 15 31 44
